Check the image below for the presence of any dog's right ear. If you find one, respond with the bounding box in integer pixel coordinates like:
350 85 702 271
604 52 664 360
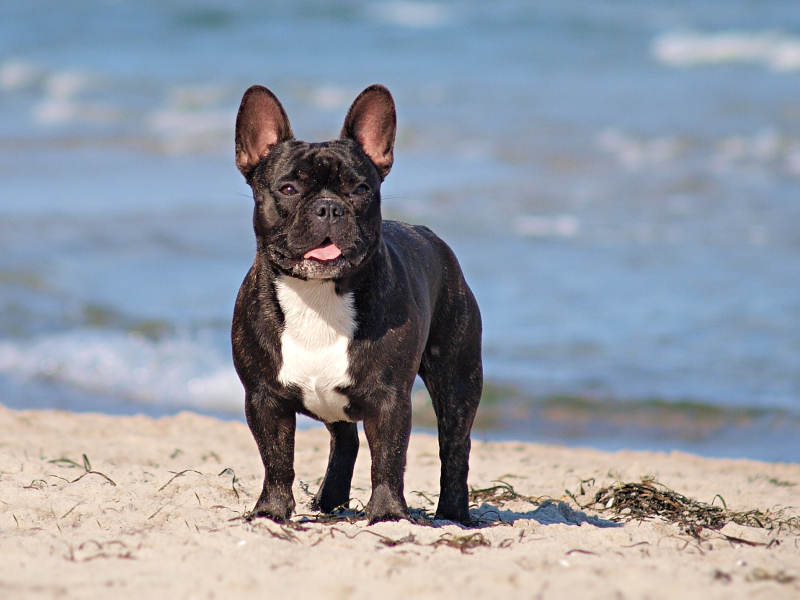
235 85 294 180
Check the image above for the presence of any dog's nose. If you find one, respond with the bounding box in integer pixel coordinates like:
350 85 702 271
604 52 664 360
313 199 345 224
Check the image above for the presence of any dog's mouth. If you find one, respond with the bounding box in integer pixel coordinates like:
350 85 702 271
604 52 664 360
303 238 342 262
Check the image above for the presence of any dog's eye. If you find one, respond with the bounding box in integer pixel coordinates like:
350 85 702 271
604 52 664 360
354 184 369 196
279 184 297 196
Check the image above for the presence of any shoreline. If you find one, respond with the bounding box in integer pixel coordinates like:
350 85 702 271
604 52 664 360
1 404 798 599
3 381 799 463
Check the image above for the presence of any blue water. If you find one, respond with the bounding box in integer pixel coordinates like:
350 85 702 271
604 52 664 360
1 1 799 461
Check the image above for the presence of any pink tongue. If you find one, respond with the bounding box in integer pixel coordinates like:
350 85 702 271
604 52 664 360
304 243 342 261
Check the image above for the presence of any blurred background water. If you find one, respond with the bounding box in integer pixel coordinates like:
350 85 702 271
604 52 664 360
1 1 798 461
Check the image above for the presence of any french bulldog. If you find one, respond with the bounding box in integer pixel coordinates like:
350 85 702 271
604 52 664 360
231 84 482 524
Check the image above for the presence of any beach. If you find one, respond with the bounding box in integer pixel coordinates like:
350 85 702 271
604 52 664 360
1 403 797 599
3 2 800 464
2 5 799 597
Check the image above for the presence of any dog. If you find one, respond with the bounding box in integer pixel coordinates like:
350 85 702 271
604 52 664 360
231 84 482 524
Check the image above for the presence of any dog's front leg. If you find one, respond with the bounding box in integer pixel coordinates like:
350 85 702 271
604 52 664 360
362 397 411 523
245 392 296 522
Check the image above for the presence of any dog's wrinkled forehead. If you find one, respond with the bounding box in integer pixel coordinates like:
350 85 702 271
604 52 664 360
265 139 375 191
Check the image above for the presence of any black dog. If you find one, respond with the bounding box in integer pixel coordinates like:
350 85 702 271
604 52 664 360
232 84 482 524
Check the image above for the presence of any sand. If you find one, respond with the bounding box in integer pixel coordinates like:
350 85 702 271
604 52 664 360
0 404 798 599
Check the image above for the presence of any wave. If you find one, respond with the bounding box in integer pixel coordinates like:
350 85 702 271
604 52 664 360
0 330 243 412
148 108 235 154
513 214 579 238
596 128 681 170
366 2 451 28
653 30 800 71
0 60 43 91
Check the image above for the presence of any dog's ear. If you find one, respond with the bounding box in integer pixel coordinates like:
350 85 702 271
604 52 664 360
341 85 396 180
235 85 294 180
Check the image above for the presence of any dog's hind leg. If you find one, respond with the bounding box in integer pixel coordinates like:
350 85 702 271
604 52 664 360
310 421 359 513
419 300 482 524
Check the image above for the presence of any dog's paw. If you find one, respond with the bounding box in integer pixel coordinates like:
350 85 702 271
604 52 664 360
245 507 291 523
245 507 292 522
366 507 409 525
308 496 348 513
434 505 471 525
310 484 351 514
247 493 295 522
365 484 409 524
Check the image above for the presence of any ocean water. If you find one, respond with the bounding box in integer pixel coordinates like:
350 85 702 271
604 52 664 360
1 1 799 461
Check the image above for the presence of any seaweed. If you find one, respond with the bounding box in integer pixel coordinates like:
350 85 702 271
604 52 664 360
747 569 798 584
468 480 543 506
430 532 492 554
748 474 797 488
65 540 134 562
47 454 116 486
218 468 248 501
378 533 418 547
158 469 201 492
313 527 495 554
409 507 435 525
295 502 367 525
569 476 800 539
410 490 438 505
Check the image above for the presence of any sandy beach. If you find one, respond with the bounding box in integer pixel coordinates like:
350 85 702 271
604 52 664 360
1 403 798 599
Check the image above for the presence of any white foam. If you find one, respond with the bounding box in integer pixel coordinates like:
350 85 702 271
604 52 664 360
596 128 680 170
29 70 124 125
653 30 800 71
148 108 234 153
786 142 800 175
367 2 451 28
30 72 91 124
45 72 92 98
142 83 235 153
0 330 243 411
708 128 800 174
33 100 79 125
514 214 579 238
0 60 41 91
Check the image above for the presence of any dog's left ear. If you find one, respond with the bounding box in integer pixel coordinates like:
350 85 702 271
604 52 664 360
341 85 396 180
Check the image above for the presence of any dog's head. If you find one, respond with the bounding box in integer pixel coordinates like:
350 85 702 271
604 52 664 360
235 84 395 280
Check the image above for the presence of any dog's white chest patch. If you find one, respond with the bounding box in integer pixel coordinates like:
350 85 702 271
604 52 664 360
275 276 356 423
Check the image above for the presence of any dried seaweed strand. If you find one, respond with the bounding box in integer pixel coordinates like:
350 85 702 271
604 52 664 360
431 532 492 554
468 480 543 506
572 477 800 539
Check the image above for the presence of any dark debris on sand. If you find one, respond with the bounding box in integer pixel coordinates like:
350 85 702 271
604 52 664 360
569 476 800 539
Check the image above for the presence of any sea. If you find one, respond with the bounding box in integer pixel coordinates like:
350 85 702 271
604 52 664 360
1 1 798 462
